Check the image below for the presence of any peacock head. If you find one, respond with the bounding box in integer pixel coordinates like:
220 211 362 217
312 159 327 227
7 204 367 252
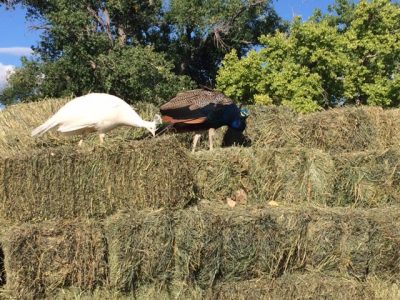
240 107 250 119
230 106 250 132
147 114 162 137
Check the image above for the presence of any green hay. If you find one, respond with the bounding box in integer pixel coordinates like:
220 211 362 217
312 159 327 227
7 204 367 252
0 137 195 222
2 219 107 299
174 204 400 289
246 104 301 148
194 147 335 206
332 148 400 207
51 276 400 300
213 273 376 300
105 209 174 292
194 146 400 207
2 206 400 297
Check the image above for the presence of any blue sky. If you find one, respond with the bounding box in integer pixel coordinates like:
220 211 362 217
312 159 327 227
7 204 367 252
0 0 336 89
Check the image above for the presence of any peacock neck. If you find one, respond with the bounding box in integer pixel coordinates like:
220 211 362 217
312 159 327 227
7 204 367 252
136 119 154 130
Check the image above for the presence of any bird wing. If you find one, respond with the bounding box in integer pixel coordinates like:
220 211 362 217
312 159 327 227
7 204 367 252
160 89 233 124
161 115 207 124
161 89 233 111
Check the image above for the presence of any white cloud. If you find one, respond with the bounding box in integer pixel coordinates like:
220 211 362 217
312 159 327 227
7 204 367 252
0 63 15 91
0 47 33 56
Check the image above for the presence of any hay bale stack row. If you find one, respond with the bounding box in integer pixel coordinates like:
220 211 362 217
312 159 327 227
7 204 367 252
2 204 400 298
1 138 399 225
246 105 400 153
2 101 400 155
195 147 400 207
0 137 195 222
53 274 400 299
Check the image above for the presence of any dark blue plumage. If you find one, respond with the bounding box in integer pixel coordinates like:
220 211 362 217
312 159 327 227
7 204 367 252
157 89 249 152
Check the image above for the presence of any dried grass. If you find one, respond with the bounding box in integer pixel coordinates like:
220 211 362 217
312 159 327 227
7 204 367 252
0 136 195 222
105 209 174 292
194 146 400 207
2 219 108 299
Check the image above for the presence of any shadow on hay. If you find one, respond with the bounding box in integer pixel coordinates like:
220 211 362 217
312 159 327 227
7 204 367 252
221 128 252 148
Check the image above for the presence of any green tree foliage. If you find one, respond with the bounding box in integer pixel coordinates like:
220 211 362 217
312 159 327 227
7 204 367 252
217 0 400 113
160 0 282 85
0 58 43 105
0 45 193 105
1 0 196 105
0 0 282 104
340 0 400 106
94 46 193 103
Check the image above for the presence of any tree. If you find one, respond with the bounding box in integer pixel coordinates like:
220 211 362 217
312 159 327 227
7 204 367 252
0 0 283 104
160 0 283 85
1 45 194 105
0 57 43 104
340 0 400 106
0 0 191 104
216 0 400 112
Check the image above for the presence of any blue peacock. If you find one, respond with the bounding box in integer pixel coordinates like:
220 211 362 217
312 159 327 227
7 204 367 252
157 89 250 152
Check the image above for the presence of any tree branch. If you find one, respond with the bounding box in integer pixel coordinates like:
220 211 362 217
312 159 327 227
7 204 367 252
117 26 127 46
87 6 114 45
212 0 265 49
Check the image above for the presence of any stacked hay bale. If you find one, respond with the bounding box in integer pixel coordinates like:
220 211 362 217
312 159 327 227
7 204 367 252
0 137 195 222
2 219 108 298
1 100 400 298
0 99 196 298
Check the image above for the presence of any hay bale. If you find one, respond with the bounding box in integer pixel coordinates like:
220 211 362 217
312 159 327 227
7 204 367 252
299 106 400 153
195 146 400 207
305 209 371 278
0 98 71 155
174 204 310 289
366 209 400 280
53 276 400 300
299 107 377 152
174 204 400 289
302 206 400 280
246 104 301 148
105 210 174 292
2 219 107 299
194 147 335 206
332 149 400 207
245 105 400 152
0 137 195 222
214 273 376 300
377 108 400 148
269 147 335 204
0 98 161 156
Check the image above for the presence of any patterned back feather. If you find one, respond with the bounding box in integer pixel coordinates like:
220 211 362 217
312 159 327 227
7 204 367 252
160 89 233 111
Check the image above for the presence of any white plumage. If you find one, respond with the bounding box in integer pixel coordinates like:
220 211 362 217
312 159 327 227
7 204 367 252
31 93 161 145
